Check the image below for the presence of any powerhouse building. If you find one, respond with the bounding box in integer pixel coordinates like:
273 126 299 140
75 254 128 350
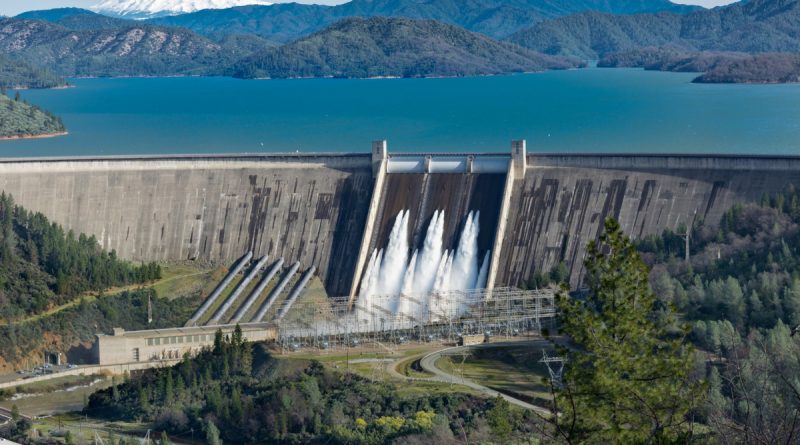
93 323 278 366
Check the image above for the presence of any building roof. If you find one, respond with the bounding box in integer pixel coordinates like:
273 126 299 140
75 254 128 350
98 322 275 339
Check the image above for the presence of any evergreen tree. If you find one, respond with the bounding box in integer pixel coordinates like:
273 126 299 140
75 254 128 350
159 431 172 445
551 218 704 443
206 420 222 445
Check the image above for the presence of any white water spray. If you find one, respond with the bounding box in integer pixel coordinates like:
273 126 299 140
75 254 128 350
376 210 410 299
413 210 445 295
358 208 489 318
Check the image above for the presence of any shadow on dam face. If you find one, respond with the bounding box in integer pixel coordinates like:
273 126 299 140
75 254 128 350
360 172 506 289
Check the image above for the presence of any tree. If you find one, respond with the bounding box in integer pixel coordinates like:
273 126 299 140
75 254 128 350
159 431 172 445
206 419 222 445
550 218 704 444
10 404 19 422
708 321 800 443
486 396 513 441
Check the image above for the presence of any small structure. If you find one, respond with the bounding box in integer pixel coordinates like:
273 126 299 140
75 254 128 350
458 334 487 346
92 323 277 366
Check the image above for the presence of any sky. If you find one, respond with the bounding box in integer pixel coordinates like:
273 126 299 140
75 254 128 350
0 0 739 17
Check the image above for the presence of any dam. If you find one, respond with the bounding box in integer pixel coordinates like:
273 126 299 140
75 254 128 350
0 144 799 300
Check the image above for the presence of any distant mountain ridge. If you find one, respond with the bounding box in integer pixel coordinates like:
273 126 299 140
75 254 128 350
0 13 579 81
17 7 135 30
231 16 582 79
0 16 237 77
149 0 698 42
92 0 273 20
507 0 800 59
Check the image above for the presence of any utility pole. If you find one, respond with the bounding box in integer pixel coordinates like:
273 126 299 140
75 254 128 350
680 230 690 263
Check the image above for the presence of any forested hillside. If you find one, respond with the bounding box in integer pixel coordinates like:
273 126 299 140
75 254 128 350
86 330 535 444
633 185 800 442
15 7 132 30
0 55 65 89
0 17 239 77
232 17 580 79
0 193 168 368
0 193 160 321
149 0 696 42
508 0 800 59
600 49 800 83
0 92 65 139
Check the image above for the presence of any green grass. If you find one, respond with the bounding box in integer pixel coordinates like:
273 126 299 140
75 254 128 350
0 376 112 416
395 354 434 378
11 374 102 394
436 345 555 405
150 263 219 300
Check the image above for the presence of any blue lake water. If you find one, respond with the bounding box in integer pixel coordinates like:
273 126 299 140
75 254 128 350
4 68 800 157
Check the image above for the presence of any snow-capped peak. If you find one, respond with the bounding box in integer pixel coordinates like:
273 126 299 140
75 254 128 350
91 0 273 19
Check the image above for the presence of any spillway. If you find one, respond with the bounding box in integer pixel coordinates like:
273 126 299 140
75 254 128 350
351 151 508 315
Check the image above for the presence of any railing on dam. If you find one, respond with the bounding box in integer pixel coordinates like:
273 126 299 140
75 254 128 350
386 154 510 174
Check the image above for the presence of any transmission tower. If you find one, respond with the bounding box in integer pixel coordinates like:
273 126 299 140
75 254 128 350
540 350 565 388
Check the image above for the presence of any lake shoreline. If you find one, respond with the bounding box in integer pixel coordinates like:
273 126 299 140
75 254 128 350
0 131 68 142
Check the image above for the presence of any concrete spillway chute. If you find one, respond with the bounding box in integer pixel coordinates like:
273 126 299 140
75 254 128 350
230 258 285 323
252 262 300 322
207 255 270 325
185 251 253 327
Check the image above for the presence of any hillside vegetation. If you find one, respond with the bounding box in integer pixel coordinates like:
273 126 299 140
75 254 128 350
632 185 800 442
85 332 537 444
508 0 800 59
600 49 800 83
232 17 581 79
0 92 65 139
0 55 65 89
0 193 160 321
149 0 695 42
0 17 238 77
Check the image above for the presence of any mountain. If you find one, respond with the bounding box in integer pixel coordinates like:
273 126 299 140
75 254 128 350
507 0 800 59
231 17 582 79
92 0 273 20
16 7 134 30
150 0 698 42
0 17 240 77
0 54 66 89
600 48 800 83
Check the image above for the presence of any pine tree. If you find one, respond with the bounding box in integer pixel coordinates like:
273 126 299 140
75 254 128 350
159 431 172 445
551 218 705 443
206 420 222 445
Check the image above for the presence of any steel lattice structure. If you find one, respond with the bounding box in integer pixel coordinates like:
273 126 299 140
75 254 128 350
275 287 557 351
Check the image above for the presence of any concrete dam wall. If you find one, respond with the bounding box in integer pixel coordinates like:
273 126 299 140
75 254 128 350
496 154 800 287
2 148 800 296
0 154 373 296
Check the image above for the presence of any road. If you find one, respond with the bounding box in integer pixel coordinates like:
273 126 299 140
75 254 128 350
417 340 553 415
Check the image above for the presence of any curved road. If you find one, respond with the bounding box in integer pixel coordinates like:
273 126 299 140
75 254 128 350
418 340 552 415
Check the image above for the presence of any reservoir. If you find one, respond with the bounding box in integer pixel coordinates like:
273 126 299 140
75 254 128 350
4 68 800 156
